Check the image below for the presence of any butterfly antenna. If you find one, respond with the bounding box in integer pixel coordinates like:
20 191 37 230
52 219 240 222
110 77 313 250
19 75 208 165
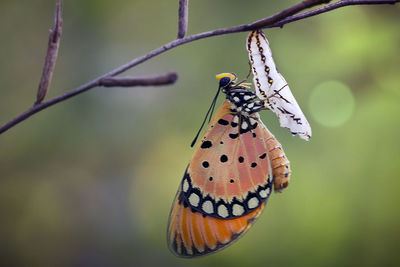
246 60 252 80
209 94 218 123
190 86 222 147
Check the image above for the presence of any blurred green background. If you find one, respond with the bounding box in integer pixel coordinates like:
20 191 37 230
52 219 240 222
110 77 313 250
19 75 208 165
0 0 399 266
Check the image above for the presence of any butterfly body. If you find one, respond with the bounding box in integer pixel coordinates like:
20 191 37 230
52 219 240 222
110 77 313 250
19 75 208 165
167 73 290 257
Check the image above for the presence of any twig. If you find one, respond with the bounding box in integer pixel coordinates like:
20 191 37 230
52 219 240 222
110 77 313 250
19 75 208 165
0 0 398 135
89 0 333 79
99 73 178 87
0 73 179 135
268 0 400 28
35 0 62 105
250 0 331 29
177 0 189 38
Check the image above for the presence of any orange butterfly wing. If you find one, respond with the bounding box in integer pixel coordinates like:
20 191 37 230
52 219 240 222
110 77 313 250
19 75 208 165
168 188 265 257
167 100 290 257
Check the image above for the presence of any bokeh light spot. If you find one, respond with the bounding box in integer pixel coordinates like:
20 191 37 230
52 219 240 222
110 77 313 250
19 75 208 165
309 81 355 127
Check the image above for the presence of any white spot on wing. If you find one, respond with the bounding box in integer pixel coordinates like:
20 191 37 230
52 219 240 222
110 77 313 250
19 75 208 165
241 121 248 129
189 193 200 207
182 179 189 192
259 187 270 198
217 205 229 218
247 197 259 209
232 204 245 216
233 116 239 123
202 200 214 214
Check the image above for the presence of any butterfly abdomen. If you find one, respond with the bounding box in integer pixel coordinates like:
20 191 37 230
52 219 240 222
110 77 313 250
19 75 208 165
262 124 291 191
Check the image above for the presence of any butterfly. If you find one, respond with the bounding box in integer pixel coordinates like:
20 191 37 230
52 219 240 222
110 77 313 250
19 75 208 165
167 73 291 257
247 29 312 140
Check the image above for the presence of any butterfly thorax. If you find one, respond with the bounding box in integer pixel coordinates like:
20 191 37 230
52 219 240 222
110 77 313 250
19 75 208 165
222 85 266 134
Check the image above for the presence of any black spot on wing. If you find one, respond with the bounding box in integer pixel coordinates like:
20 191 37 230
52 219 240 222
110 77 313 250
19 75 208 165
218 119 229 125
229 133 239 139
201 141 212 149
220 154 228 163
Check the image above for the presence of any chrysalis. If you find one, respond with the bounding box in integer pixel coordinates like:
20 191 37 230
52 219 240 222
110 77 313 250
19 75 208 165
247 30 312 140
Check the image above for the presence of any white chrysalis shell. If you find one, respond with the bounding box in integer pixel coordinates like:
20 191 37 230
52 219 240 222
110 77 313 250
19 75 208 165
247 30 312 140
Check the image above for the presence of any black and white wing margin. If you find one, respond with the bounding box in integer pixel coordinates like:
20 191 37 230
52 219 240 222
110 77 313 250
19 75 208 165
247 30 312 140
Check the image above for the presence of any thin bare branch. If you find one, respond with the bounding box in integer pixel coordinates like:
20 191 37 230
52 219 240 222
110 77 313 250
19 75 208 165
99 0 333 79
99 73 178 87
35 0 62 105
177 0 189 38
268 0 400 28
250 0 331 29
0 0 398 135
0 73 178 135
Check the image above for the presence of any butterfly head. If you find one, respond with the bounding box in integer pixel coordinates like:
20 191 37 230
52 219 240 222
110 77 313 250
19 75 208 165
216 73 252 95
216 73 237 91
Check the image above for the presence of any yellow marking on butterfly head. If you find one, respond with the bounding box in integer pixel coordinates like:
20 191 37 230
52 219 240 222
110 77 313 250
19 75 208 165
216 73 237 82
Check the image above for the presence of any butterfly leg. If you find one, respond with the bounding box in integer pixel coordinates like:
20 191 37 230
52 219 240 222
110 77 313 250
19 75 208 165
246 60 252 80
259 100 270 111
268 84 291 104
